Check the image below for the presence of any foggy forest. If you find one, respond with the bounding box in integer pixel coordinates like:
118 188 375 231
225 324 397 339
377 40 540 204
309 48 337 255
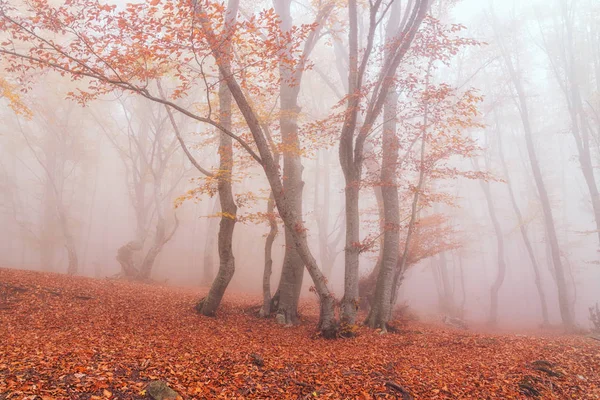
0 0 599 398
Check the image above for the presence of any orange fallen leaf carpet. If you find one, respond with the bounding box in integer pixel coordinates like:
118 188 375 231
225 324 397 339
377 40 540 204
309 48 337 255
1 268 598 399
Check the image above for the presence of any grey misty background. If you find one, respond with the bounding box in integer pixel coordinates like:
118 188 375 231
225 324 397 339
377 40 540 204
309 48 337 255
0 0 598 330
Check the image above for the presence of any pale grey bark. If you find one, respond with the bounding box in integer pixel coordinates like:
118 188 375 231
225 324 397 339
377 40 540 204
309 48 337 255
340 0 430 325
272 0 333 325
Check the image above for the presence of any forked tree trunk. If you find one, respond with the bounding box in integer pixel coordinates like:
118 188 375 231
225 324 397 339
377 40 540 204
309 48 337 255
196 5 337 335
340 0 430 325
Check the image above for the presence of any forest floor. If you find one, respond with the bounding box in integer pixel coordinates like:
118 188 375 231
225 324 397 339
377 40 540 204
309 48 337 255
0 268 599 399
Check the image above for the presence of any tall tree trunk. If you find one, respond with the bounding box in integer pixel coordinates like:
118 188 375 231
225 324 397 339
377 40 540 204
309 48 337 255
551 5 600 249
494 12 574 330
82 163 99 275
390 78 430 313
272 0 305 325
503 51 575 330
497 126 549 325
196 0 239 316
339 0 361 326
197 5 338 335
340 0 430 325
476 161 506 326
365 77 400 329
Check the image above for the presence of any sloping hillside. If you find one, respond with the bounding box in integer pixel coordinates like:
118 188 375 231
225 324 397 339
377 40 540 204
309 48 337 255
1 268 598 399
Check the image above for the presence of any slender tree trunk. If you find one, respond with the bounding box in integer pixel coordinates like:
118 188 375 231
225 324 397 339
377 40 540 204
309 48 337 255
497 127 549 325
196 0 239 316
365 88 400 329
339 0 361 326
315 151 342 279
260 192 278 317
516 86 573 329
495 13 574 330
477 167 506 326
555 6 600 249
271 0 311 325
388 61 433 319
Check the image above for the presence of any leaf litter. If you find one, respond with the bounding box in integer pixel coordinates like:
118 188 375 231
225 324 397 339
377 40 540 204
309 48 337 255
1 268 599 399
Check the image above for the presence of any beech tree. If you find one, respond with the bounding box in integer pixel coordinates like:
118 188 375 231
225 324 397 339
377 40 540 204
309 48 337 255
490 9 575 329
0 0 344 333
96 96 183 280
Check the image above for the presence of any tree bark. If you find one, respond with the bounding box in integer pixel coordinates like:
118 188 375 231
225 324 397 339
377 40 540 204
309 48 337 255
196 4 338 334
203 196 219 284
196 0 239 316
365 87 400 329
340 0 430 325
272 0 332 325
260 191 278 317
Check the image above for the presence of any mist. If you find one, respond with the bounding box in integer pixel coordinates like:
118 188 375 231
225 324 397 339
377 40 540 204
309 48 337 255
1 0 599 333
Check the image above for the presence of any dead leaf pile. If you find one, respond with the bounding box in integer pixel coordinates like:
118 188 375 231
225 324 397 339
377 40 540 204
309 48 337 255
1 268 599 399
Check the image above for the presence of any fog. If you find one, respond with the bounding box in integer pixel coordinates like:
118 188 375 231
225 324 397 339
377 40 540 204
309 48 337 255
0 0 598 331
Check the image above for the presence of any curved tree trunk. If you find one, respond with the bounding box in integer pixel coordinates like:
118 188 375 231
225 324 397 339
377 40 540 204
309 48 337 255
117 241 141 278
138 214 179 281
196 4 338 335
196 0 239 316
